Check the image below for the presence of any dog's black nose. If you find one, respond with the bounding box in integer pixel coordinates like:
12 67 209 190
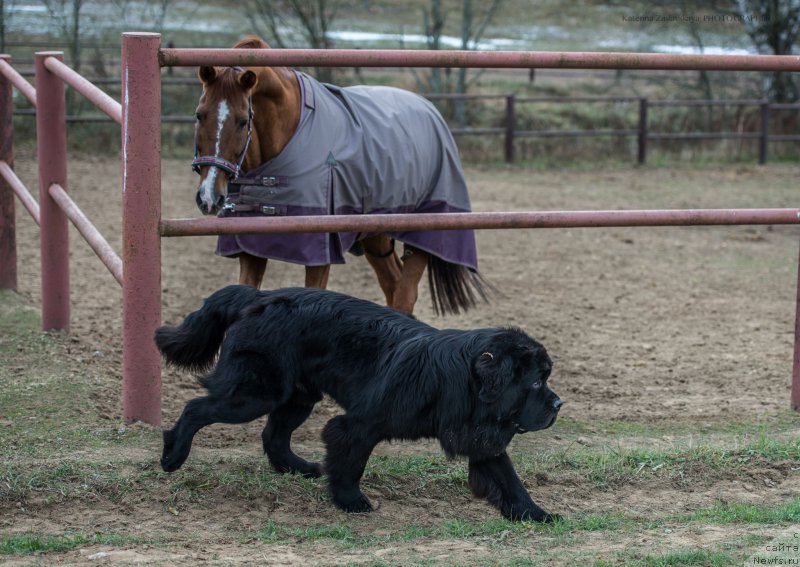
552 398 564 411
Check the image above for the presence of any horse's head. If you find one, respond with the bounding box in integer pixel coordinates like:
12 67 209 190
192 66 256 215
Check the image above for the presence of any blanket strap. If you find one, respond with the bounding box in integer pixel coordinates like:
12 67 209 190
228 176 289 187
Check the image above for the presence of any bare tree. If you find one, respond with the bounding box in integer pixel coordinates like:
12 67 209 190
419 0 446 94
411 0 504 125
43 0 84 72
453 0 504 126
248 0 341 82
736 0 800 102
1 0 12 54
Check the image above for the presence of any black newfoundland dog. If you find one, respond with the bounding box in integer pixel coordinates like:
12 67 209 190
156 285 563 522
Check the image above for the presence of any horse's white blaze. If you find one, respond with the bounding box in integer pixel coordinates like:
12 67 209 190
198 100 230 210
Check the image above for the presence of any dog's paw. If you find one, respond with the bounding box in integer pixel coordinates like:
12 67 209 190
269 458 323 479
300 462 323 479
509 506 561 523
160 430 187 472
331 488 374 513
160 451 188 473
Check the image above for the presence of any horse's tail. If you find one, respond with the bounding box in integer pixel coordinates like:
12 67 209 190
427 256 493 316
154 284 262 372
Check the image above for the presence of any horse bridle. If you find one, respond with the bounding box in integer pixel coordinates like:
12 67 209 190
191 68 254 181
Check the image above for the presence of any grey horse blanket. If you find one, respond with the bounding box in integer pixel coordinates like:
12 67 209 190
217 71 478 269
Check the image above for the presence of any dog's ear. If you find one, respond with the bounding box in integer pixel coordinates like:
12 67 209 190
474 351 513 403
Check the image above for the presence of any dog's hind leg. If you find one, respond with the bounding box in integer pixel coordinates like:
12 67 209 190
468 452 559 522
262 397 323 478
322 414 380 513
161 395 273 472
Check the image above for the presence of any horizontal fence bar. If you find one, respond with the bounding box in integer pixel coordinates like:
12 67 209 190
515 95 641 103
159 48 800 72
42 54 122 125
649 98 765 107
648 132 763 140
160 208 800 238
0 58 36 105
516 129 638 138
0 161 40 225
451 127 505 136
424 92 508 101
48 183 123 286
12 109 194 123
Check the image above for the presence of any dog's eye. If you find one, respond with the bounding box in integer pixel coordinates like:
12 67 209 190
531 380 542 389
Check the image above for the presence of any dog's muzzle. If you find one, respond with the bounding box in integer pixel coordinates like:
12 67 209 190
513 397 564 434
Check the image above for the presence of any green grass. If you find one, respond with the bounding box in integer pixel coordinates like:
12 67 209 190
595 549 735 567
685 500 800 525
0 532 152 555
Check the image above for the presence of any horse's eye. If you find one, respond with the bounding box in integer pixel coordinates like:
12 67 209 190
237 119 248 129
196 112 204 122
531 380 542 390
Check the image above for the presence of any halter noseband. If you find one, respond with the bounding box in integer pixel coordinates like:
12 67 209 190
191 67 253 180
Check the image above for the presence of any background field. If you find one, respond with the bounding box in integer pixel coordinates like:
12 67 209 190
2 151 800 565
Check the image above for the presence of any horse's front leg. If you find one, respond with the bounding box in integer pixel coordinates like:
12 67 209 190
362 235 402 306
393 246 428 315
239 254 267 288
305 265 331 288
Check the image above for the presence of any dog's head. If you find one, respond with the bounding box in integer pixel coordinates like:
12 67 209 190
473 329 562 434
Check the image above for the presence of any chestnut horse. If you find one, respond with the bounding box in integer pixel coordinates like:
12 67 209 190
192 37 487 315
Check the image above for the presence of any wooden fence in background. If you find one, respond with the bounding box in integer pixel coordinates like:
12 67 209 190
11 75 800 164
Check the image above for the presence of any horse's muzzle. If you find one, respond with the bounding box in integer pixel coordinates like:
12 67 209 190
196 191 225 215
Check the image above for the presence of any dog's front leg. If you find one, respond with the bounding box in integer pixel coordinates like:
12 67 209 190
468 452 558 522
262 399 322 478
322 415 379 513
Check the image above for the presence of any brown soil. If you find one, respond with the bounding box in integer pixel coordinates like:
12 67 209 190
5 153 800 565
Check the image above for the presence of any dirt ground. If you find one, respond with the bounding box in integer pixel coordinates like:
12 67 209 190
5 152 800 564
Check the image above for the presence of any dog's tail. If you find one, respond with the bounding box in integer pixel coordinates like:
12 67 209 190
154 284 262 372
427 256 493 316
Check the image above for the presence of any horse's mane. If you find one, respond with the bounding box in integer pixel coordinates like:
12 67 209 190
209 37 271 94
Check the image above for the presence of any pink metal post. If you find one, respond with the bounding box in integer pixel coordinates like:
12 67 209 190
34 52 70 331
794 242 800 411
0 55 15 290
121 33 162 425
160 48 800 72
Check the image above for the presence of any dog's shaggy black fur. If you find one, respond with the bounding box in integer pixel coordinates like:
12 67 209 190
156 285 563 521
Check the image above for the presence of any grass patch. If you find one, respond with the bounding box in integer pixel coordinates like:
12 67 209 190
596 549 735 567
553 412 800 439
684 500 800 525
0 291 162 461
0 532 150 555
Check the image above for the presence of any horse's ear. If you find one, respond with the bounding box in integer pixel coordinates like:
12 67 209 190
198 66 217 85
238 70 258 91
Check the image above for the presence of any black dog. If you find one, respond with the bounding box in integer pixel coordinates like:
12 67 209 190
156 285 563 522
